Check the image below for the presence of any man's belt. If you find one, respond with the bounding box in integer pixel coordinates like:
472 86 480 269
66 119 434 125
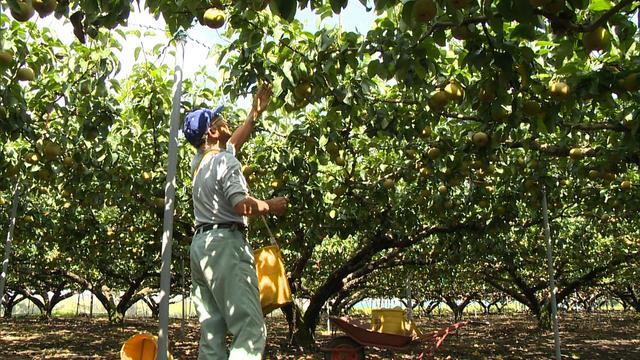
194 222 247 236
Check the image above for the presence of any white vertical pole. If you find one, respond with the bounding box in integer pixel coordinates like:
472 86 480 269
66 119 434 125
0 180 20 313
326 305 330 333
180 255 185 340
405 276 413 322
541 184 561 360
158 36 185 360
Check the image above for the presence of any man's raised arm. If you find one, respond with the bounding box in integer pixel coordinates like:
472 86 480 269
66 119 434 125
229 83 272 153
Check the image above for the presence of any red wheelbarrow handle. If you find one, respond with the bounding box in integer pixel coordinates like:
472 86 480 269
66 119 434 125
417 320 469 360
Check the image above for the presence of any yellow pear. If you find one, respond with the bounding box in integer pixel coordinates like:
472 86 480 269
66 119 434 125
491 106 509 122
0 50 13 66
271 178 283 189
549 81 570 100
478 85 496 103
25 152 40 164
471 132 489 147
153 197 165 209
33 0 56 17
203 8 225 29
582 27 611 52
294 81 312 100
429 90 449 109
142 171 153 182
619 73 639 92
444 80 464 102
10 0 35 22
413 0 437 23
522 100 541 116
63 156 74 167
16 67 36 82
427 147 441 160
43 140 62 161
451 25 472 40
569 148 583 160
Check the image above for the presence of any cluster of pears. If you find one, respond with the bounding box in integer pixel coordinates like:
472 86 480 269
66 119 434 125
412 0 473 23
1 48 36 84
1 48 35 83
429 80 464 109
3 0 56 83
10 0 57 22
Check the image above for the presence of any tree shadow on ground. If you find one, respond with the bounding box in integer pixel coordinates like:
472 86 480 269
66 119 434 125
0 312 639 359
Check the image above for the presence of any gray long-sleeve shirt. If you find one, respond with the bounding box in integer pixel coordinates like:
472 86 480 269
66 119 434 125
191 143 249 227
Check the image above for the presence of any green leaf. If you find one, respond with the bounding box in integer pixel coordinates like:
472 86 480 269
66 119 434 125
510 24 539 41
330 0 348 14
401 1 416 28
568 0 589 10
589 0 613 11
554 39 575 63
535 117 548 133
319 32 334 52
494 52 514 73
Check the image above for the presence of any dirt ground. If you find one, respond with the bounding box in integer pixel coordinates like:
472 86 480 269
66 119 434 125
1 312 639 359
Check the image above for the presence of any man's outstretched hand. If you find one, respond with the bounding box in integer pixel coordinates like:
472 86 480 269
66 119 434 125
252 83 273 116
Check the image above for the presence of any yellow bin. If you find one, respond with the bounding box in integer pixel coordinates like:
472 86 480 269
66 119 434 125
120 333 173 360
370 308 410 335
254 245 293 315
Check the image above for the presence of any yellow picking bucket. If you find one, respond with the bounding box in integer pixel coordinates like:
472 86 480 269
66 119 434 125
120 333 173 360
370 308 411 335
254 244 292 315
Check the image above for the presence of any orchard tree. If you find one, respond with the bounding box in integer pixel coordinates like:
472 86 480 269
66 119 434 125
2 0 640 348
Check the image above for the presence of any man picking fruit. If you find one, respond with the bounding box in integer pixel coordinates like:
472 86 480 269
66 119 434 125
182 84 288 359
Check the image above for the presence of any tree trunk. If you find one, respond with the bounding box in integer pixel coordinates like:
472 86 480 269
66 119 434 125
293 235 390 346
1 290 25 319
443 295 474 322
537 301 553 330
493 301 505 314
90 293 94 318
61 270 154 324
143 296 161 319
17 291 47 317
44 287 75 317
286 303 314 346
282 302 296 342
3 302 15 318
612 286 640 312
423 300 440 316
477 300 490 315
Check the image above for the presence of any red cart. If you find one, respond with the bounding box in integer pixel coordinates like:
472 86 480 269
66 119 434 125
320 316 472 360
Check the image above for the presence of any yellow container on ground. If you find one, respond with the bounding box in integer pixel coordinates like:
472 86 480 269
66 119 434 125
120 333 173 360
370 308 412 335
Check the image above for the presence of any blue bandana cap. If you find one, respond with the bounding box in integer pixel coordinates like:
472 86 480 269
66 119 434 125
182 104 225 147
